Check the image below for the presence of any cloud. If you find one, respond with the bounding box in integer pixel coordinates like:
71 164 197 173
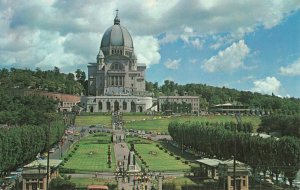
251 77 281 95
279 58 300 76
202 40 250 72
159 33 178 44
178 26 204 49
0 0 299 73
164 58 181 70
189 59 197 64
133 36 161 67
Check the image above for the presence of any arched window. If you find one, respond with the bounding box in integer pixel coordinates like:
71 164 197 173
114 100 119 112
110 63 124 71
123 101 127 110
131 101 136 112
107 101 111 111
98 101 102 110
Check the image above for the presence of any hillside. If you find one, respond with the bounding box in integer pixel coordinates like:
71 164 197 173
1 67 299 114
0 67 86 95
146 80 300 114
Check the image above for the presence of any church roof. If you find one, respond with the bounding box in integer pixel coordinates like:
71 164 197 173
100 12 133 55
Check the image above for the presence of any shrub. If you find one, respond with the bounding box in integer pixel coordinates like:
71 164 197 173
59 168 75 174
175 156 180 160
170 153 174 156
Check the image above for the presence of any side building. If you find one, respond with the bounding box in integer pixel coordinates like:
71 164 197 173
81 13 153 113
9 89 80 112
158 96 200 114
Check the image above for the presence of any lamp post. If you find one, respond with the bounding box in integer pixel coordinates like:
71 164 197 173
44 113 56 190
46 121 50 190
234 113 242 190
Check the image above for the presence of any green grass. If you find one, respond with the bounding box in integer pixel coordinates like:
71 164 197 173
75 114 155 128
62 133 115 172
130 138 190 172
75 115 112 127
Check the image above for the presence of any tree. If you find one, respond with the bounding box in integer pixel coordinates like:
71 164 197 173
49 177 76 190
168 121 300 186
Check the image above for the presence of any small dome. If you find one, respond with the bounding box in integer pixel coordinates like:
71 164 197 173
132 52 137 59
100 14 133 56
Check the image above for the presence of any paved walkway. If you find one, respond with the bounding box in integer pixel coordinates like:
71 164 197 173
114 142 130 171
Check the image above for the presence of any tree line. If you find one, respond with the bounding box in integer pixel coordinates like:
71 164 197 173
168 121 300 187
0 67 87 95
259 114 300 138
198 121 254 133
0 118 66 174
0 88 67 174
146 80 300 114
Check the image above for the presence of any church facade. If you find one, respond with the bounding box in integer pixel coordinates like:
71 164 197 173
81 13 153 113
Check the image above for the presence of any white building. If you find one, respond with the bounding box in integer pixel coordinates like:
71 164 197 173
158 96 200 114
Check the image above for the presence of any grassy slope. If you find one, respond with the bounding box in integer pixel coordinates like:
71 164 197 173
75 115 155 127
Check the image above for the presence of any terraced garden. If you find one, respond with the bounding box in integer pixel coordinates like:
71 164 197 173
61 133 116 172
126 137 191 172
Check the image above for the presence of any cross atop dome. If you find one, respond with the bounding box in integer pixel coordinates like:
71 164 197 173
114 9 120 25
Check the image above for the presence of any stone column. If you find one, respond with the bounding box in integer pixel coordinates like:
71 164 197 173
117 176 122 190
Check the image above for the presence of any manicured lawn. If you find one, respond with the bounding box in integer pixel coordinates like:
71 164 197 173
75 114 154 127
133 140 190 172
62 133 115 172
75 115 112 127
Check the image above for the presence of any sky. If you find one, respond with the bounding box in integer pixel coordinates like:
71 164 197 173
0 0 300 98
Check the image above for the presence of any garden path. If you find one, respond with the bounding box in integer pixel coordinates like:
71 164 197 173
114 142 130 170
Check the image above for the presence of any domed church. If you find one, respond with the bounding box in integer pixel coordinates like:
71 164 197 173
88 12 146 96
81 11 153 113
